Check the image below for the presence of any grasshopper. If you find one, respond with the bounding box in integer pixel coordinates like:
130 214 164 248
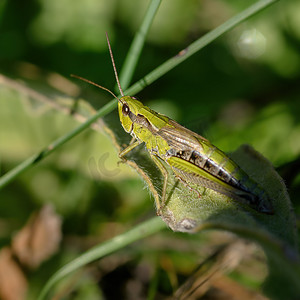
73 33 274 216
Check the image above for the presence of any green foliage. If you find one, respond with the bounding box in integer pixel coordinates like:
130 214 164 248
1 0 300 299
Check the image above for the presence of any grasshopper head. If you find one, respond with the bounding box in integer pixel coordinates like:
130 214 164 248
118 95 145 133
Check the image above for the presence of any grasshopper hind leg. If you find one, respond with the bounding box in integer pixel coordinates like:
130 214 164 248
150 154 170 215
150 155 202 215
175 174 202 199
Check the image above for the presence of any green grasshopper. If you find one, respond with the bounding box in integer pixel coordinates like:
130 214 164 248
73 33 274 216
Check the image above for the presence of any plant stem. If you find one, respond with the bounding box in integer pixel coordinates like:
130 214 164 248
37 217 166 300
125 0 279 95
118 0 162 90
0 99 116 189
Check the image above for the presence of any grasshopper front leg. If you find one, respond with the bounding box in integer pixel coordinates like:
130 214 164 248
119 139 142 162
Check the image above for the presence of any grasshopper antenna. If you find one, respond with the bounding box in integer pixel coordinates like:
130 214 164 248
70 74 121 102
105 32 124 97
71 33 125 103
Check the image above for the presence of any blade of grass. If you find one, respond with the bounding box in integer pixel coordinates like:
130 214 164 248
118 0 162 91
125 0 279 95
37 216 166 300
0 98 116 189
0 0 278 189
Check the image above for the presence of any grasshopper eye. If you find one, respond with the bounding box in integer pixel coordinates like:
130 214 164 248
122 104 130 116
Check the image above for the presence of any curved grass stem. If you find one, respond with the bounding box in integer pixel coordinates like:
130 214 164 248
37 217 166 300
0 0 278 189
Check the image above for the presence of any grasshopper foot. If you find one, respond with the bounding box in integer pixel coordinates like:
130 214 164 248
117 155 127 166
156 208 162 216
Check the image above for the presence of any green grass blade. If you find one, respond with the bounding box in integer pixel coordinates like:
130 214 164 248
118 0 162 90
37 217 166 300
125 0 279 95
0 97 116 189
0 0 278 189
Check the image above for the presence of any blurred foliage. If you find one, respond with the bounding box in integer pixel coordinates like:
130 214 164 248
1 0 300 299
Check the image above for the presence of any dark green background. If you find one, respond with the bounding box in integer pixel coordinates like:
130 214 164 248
0 0 299 298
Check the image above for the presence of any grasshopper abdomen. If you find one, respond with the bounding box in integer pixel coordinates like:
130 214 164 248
165 146 273 214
